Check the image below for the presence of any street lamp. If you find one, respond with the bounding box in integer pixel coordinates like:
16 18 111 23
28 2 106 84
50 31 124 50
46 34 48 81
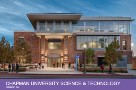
83 43 87 74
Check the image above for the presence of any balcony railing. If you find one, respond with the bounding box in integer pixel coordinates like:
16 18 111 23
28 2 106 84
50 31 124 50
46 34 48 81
35 30 73 33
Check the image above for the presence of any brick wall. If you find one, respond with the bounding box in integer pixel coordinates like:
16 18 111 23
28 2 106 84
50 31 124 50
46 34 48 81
14 32 40 63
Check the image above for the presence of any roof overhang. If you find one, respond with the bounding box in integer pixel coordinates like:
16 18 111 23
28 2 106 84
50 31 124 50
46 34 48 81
27 13 82 29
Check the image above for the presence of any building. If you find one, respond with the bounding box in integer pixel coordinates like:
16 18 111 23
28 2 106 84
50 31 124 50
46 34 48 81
14 13 134 67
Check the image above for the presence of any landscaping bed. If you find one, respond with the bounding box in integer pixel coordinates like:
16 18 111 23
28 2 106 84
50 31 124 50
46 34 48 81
78 67 127 73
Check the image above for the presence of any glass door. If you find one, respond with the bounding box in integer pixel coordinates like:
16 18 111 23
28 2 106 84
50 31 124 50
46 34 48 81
47 57 61 67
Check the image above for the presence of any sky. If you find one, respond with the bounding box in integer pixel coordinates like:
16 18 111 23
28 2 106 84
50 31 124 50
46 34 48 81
0 0 136 55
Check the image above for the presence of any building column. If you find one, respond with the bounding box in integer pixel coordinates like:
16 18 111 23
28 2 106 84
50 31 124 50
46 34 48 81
69 21 72 31
63 36 68 65
61 21 64 30
45 21 47 31
36 21 39 30
40 35 45 64
53 21 55 31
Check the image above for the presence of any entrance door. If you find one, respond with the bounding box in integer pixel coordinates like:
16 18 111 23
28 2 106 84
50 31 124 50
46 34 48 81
47 58 61 67
98 57 104 66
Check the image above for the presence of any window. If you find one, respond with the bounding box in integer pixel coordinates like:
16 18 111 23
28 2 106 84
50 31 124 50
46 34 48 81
86 21 99 32
100 21 114 32
48 42 61 50
56 21 61 30
97 36 104 48
64 21 69 31
18 37 24 43
122 40 127 50
47 21 53 31
39 21 45 30
76 36 120 50
73 21 84 32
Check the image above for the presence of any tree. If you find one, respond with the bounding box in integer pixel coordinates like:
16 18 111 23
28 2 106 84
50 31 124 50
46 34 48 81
0 37 15 72
104 37 122 65
15 38 32 65
86 48 95 64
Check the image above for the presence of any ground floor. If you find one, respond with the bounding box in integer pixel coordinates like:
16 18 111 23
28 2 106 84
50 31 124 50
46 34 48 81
14 32 132 67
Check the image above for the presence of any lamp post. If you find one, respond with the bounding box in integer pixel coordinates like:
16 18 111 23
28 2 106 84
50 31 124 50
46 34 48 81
83 43 87 74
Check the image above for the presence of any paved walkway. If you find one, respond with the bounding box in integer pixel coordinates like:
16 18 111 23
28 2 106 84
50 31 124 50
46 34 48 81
18 67 136 75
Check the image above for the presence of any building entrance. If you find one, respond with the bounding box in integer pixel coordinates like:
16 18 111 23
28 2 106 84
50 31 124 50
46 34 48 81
98 57 104 66
47 57 61 67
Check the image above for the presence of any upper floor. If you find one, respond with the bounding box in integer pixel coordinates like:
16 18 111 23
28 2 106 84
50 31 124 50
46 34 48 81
27 13 134 34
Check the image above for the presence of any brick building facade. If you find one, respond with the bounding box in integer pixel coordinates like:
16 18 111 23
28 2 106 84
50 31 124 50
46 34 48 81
14 13 134 67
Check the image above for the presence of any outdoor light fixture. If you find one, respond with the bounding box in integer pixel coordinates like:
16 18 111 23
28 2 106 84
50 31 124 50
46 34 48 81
131 43 134 47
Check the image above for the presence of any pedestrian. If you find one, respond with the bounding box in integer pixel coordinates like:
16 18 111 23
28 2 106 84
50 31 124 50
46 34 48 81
74 63 76 71
57 62 59 68
80 63 82 69
16 62 19 73
68 62 71 69
8 63 11 72
109 64 112 74
35 62 38 70
100 64 104 73
53 62 55 68
62 62 65 69
11 62 15 72
62 62 64 68
39 63 41 69
42 63 44 69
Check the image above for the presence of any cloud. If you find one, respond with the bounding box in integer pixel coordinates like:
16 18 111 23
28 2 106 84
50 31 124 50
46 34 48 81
0 0 136 54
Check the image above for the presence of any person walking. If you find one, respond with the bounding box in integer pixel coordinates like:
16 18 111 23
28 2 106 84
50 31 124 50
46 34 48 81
109 64 112 74
39 63 41 69
35 62 38 70
57 62 59 68
53 62 55 68
11 62 15 72
68 62 71 69
100 64 104 73
80 63 82 69
16 62 19 73
62 62 64 68
8 63 11 73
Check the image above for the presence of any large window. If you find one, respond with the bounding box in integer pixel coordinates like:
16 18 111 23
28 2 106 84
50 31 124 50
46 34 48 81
47 21 53 31
64 21 69 31
39 21 45 30
76 36 120 50
86 21 99 32
100 21 114 32
48 42 61 50
55 21 61 30
72 21 130 34
73 21 84 32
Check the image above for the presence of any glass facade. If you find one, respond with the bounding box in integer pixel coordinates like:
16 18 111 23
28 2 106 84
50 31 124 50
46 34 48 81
76 36 120 50
72 21 130 34
37 20 130 34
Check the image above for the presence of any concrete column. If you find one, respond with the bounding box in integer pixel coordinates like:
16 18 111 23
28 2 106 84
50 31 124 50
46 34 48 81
99 21 100 32
63 36 68 64
61 21 64 30
53 21 55 31
45 21 47 31
69 21 72 31
40 35 45 63
36 21 39 30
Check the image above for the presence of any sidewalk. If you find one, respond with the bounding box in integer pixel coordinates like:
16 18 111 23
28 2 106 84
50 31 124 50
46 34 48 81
17 67 135 76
